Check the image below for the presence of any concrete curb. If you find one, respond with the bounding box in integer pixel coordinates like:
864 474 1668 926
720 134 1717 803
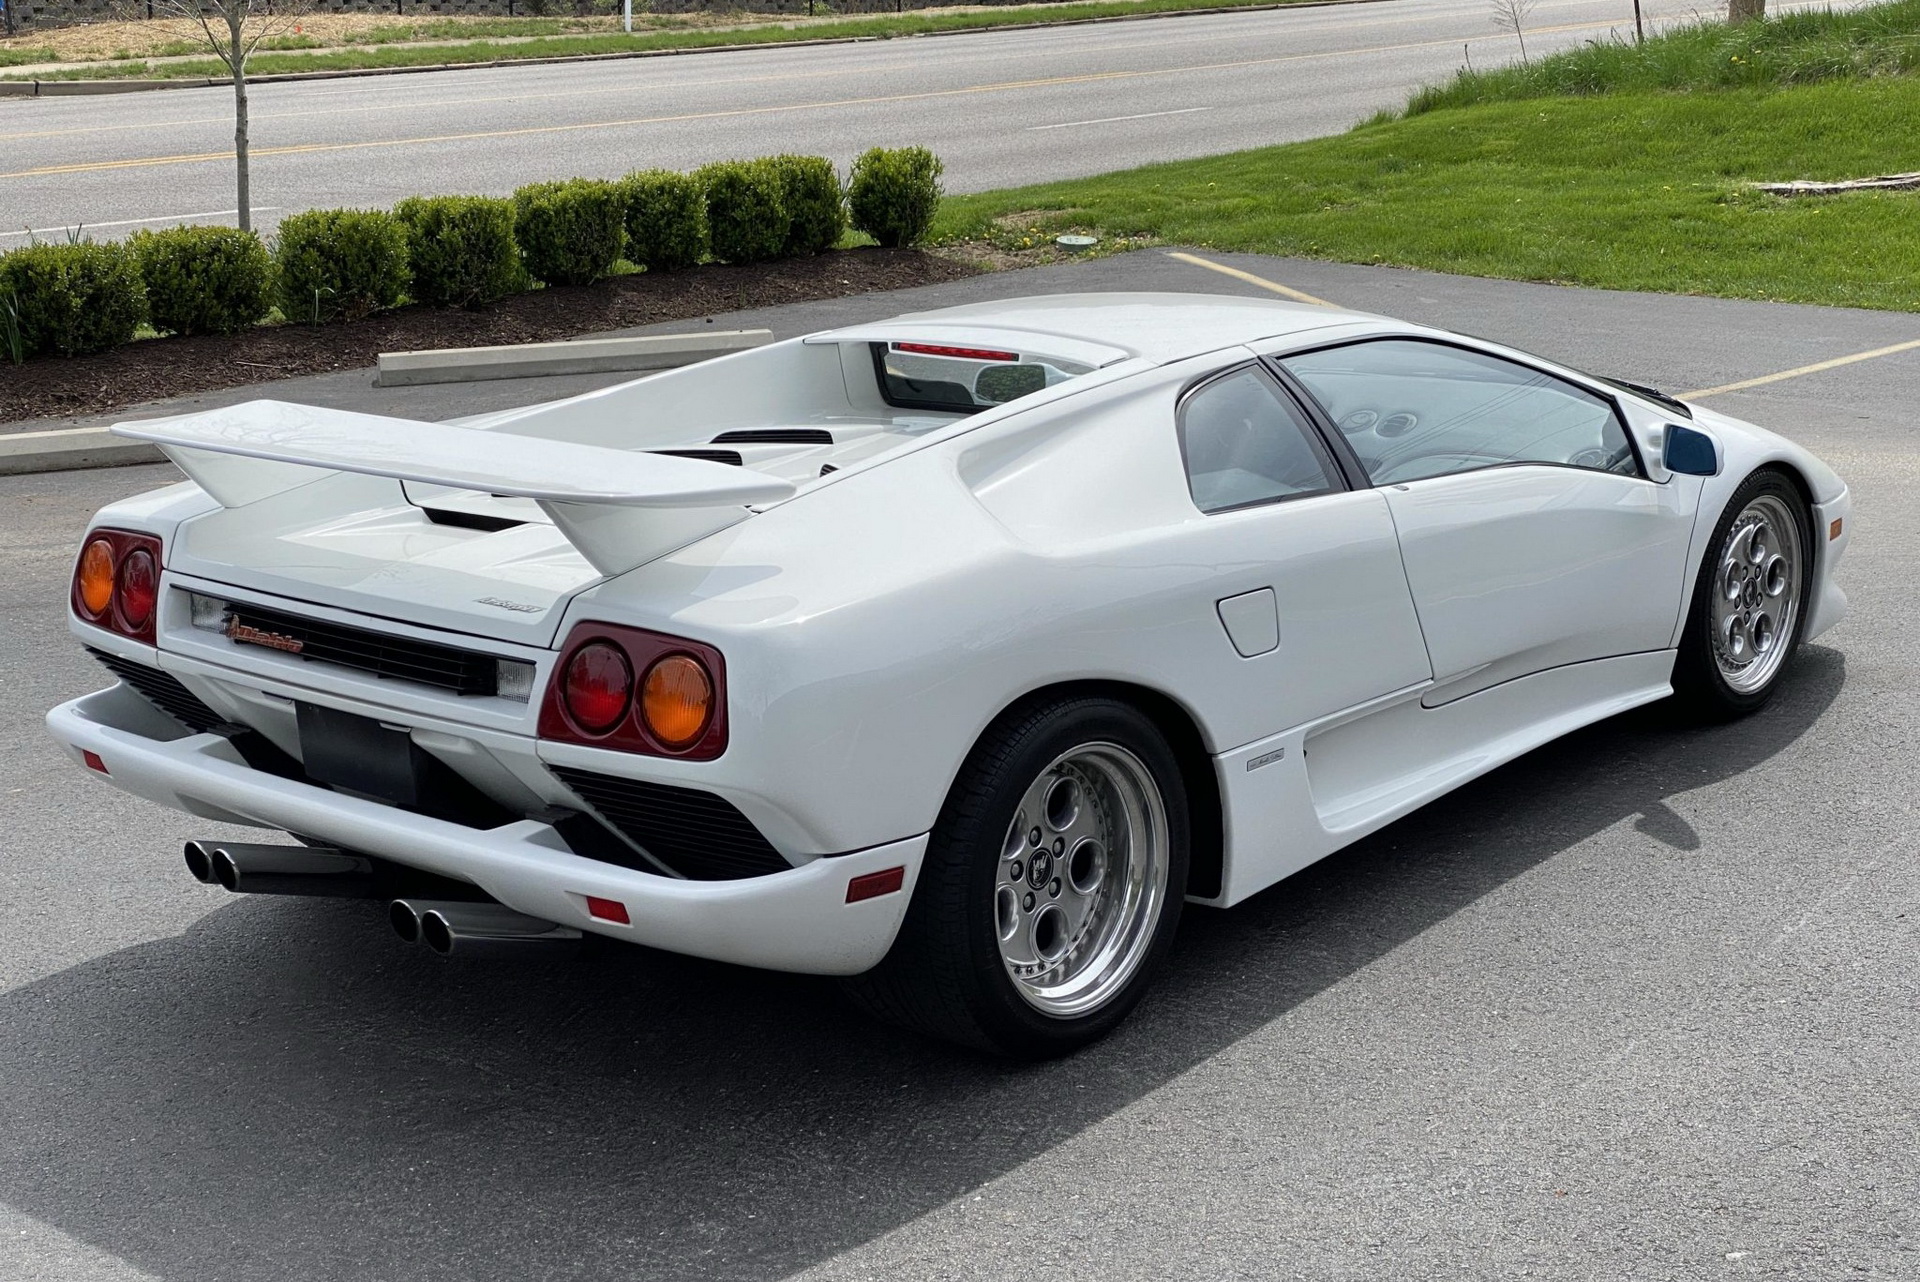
0 426 164 476
0 0 1389 95
373 328 772 387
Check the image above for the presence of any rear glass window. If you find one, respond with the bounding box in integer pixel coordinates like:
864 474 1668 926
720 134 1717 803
871 341 1092 413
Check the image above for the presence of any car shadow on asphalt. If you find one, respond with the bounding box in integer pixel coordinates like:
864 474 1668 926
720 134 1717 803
0 648 1844 1282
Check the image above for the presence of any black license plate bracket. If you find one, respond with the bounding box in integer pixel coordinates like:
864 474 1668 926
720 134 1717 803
296 702 425 807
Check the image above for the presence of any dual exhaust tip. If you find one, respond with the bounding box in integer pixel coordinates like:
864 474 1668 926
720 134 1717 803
184 840 581 958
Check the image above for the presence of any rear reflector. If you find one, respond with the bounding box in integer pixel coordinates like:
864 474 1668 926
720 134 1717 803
82 750 108 774
585 895 630 924
891 342 1019 363
1830 517 1843 541
846 866 905 904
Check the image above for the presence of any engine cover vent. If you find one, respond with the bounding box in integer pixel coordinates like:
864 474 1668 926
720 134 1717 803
711 429 834 446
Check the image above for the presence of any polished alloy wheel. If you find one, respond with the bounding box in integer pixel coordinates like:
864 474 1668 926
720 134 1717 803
994 742 1170 1018
1710 493 1802 694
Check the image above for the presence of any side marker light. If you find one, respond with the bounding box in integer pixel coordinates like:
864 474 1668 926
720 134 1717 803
846 866 905 904
1829 517 1843 541
82 750 108 774
585 896 630 925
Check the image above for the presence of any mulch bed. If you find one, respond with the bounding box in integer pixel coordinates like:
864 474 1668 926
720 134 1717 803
2 247 981 427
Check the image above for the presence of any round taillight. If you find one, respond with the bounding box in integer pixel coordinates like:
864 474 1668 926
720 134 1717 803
77 538 115 618
562 642 632 733
117 548 157 629
640 654 713 750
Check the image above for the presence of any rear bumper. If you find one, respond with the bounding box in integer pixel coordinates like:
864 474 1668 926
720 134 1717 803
46 685 923 976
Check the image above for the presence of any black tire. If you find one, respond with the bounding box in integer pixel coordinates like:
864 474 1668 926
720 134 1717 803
1672 467 1813 720
844 696 1190 1059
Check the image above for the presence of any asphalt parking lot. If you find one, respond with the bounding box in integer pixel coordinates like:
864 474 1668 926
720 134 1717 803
2 252 1915 1281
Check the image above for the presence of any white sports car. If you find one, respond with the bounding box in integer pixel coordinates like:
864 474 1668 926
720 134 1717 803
47 293 1849 1056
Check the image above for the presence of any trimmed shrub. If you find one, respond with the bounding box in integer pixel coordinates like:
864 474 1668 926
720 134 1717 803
847 146 944 249
512 178 626 286
274 208 410 323
619 169 709 272
129 225 272 337
0 241 146 358
395 194 524 308
697 159 789 265
768 154 846 256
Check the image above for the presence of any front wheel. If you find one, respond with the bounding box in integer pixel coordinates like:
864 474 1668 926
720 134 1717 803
1672 468 1812 719
845 697 1190 1058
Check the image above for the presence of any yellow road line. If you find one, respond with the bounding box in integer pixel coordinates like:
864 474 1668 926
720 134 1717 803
1680 338 1920 399
1167 251 1339 308
0 19 1625 176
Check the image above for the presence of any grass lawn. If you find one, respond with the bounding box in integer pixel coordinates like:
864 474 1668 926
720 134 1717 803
3 0 1333 80
938 79 1920 311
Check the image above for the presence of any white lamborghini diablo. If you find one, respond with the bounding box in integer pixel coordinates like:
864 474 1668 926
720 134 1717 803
47 293 1850 1056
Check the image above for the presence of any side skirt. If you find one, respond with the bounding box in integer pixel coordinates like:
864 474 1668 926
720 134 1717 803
1200 650 1676 907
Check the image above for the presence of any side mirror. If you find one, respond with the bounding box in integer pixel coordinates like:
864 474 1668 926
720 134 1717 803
1663 423 1720 477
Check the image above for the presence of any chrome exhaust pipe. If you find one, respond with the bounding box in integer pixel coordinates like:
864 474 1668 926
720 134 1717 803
390 899 581 958
185 841 376 898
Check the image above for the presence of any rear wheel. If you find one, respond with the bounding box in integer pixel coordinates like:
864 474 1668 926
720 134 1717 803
845 696 1189 1058
1673 468 1811 719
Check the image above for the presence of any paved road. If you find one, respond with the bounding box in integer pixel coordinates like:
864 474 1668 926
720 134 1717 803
1 251 1916 1280
0 0 1827 244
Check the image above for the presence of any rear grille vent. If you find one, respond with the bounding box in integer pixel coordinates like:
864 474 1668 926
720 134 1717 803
89 648 224 733
548 766 792 880
712 429 834 446
224 601 499 696
651 448 744 466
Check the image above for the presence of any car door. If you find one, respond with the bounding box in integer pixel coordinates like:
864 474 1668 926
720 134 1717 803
1275 337 1700 704
1173 360 1432 734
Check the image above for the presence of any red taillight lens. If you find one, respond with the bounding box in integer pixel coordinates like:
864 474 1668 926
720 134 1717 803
72 528 163 644
562 642 632 734
116 549 157 630
538 623 728 760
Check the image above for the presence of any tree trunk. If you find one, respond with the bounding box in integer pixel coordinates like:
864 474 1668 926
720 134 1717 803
230 11 251 232
1728 0 1765 21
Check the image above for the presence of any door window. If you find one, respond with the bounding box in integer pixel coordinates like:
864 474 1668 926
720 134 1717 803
1178 365 1342 513
1279 340 1638 485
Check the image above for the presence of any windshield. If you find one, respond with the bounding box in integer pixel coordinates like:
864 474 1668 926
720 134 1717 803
871 341 1092 414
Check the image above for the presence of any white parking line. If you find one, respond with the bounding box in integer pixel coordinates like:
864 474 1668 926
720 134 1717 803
1680 338 1920 399
1027 106 1214 131
0 208 279 241
1167 251 1339 308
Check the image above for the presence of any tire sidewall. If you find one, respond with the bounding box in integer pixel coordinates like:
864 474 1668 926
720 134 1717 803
1678 468 1813 716
949 699 1190 1055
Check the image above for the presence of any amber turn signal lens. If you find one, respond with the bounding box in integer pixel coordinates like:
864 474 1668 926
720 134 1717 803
641 654 713 749
78 539 115 617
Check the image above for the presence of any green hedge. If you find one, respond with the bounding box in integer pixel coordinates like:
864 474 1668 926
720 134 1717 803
395 194 524 308
4 147 943 363
769 154 847 256
0 242 146 359
274 208 410 323
130 225 273 337
620 169 709 272
513 178 626 286
698 159 790 265
848 146 944 249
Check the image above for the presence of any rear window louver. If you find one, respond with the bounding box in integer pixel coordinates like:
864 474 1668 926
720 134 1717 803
711 429 834 446
650 448 744 466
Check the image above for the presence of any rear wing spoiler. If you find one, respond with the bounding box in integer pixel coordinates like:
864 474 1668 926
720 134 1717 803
114 400 795 576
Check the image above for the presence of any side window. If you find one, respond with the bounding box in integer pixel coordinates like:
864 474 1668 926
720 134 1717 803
1279 340 1638 486
1179 365 1342 514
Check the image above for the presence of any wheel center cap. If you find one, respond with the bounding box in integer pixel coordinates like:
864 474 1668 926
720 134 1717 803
1743 581 1760 609
1026 849 1054 890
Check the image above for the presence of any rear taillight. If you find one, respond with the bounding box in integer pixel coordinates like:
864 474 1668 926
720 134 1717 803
539 623 727 760
71 528 163 644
